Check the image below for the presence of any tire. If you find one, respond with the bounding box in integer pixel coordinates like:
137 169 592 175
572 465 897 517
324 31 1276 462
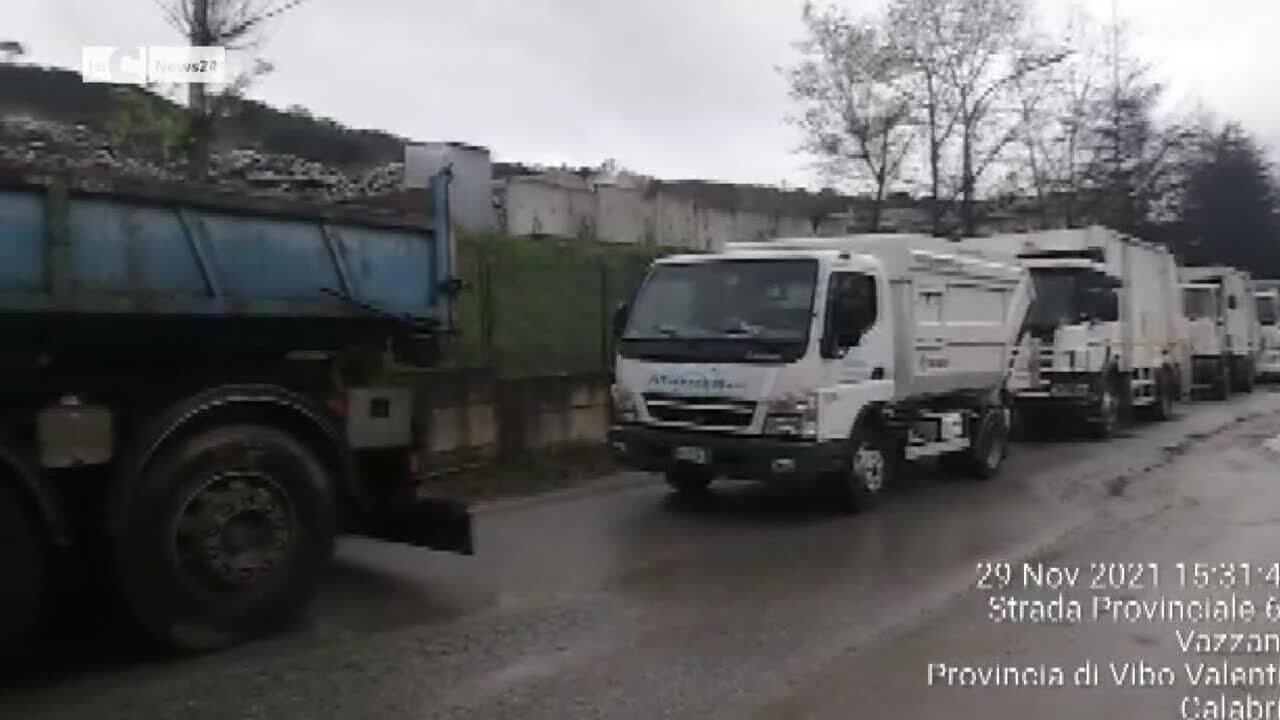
828 426 891 514
1149 368 1175 422
1241 359 1256 393
1089 374 1122 440
664 467 712 497
941 407 1009 480
0 482 47 666
1213 359 1232 401
112 425 337 653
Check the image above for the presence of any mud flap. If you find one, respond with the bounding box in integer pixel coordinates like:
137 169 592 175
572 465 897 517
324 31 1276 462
358 496 475 555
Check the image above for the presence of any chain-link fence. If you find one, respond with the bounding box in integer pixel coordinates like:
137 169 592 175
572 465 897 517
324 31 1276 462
445 235 663 377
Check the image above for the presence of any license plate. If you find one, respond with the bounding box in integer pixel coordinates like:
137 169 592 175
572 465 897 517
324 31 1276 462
674 446 709 464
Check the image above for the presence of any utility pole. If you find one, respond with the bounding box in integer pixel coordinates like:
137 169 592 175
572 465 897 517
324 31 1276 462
187 0 211 180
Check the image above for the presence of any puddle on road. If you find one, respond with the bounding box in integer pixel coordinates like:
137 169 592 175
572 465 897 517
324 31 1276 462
1264 434 1280 455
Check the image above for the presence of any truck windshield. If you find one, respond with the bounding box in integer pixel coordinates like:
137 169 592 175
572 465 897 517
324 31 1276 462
620 259 817 362
1183 287 1219 320
1258 295 1279 326
1026 269 1113 329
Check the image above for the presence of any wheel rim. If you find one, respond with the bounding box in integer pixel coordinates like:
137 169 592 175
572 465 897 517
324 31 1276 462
852 443 885 493
172 471 295 594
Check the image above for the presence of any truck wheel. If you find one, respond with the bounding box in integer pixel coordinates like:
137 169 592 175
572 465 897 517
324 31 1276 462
0 482 47 665
1241 360 1256 393
1089 375 1122 439
113 425 337 653
942 407 1009 480
664 467 712 497
829 427 890 513
1213 360 1232 400
1149 368 1176 422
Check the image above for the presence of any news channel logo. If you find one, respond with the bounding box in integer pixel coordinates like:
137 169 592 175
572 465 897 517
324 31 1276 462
81 46 228 85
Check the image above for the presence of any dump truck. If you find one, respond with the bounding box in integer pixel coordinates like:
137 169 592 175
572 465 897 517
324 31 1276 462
1256 281 1280 381
958 226 1189 438
0 165 473 660
607 234 1032 511
1180 266 1261 398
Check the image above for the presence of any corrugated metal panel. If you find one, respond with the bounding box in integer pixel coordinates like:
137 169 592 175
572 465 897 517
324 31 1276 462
0 182 444 325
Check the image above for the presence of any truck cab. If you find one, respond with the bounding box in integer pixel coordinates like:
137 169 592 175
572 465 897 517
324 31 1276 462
1255 286 1280 380
1179 266 1259 397
1014 257 1121 401
608 236 1029 512
958 227 1187 438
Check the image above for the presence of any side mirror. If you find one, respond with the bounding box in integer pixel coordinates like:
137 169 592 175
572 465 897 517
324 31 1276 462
1228 295 1239 310
612 302 630 339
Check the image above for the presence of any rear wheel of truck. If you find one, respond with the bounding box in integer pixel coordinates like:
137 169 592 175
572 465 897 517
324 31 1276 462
0 482 47 666
1147 368 1176 422
829 427 890 513
1212 359 1232 400
941 407 1009 480
1088 375 1122 440
1240 359 1256 393
113 425 337 653
664 467 712 497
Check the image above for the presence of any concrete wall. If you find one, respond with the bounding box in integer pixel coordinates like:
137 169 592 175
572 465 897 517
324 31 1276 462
414 369 610 473
404 142 497 233
498 177 825 250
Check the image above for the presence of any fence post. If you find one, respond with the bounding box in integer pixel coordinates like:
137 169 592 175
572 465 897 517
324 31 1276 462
481 249 495 367
599 261 610 372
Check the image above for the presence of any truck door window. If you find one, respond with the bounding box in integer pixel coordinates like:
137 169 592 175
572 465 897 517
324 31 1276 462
826 273 877 352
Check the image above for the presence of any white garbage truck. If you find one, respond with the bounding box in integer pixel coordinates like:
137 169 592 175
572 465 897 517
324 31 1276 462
607 234 1033 511
1180 266 1262 397
1256 281 1280 381
957 226 1188 438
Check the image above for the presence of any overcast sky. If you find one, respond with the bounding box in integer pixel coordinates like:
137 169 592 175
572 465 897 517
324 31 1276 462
9 0 1280 188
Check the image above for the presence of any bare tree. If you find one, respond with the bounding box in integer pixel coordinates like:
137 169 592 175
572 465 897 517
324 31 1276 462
1010 6 1107 227
1076 18 1192 232
159 0 309 179
885 0 956 234
786 2 916 231
887 0 1065 235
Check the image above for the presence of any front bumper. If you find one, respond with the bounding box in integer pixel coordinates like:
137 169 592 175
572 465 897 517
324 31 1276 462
1012 372 1097 410
1191 355 1227 383
609 425 844 485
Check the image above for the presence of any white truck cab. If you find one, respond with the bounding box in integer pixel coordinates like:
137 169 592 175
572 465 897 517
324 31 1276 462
1180 266 1260 397
1253 282 1280 381
958 227 1188 438
608 235 1031 511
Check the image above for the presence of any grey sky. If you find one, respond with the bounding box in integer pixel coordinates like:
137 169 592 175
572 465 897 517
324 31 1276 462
9 0 1280 188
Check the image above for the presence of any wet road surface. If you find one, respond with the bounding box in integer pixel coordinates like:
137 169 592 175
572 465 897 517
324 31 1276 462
6 389 1280 719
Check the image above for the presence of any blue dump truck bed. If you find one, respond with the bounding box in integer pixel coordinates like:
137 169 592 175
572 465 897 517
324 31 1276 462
0 166 453 353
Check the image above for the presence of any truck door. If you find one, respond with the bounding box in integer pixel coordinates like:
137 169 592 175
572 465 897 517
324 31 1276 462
818 271 894 438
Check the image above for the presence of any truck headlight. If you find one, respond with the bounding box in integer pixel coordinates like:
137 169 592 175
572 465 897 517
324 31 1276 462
611 385 638 423
764 393 818 438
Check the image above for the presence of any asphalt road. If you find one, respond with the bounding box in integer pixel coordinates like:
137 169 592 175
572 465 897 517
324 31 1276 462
6 389 1280 719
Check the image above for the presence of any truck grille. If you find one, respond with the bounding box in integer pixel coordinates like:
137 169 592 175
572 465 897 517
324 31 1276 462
642 393 756 430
